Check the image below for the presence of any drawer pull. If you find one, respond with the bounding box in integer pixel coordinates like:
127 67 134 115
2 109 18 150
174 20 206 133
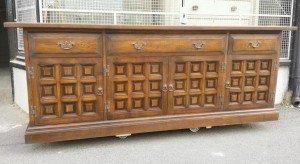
97 87 104 96
193 41 206 49
132 41 146 50
57 41 75 50
249 40 261 48
168 84 174 92
162 84 168 92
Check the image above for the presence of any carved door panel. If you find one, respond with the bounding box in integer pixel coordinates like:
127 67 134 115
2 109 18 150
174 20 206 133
168 56 224 114
107 57 168 120
225 55 278 110
32 58 104 125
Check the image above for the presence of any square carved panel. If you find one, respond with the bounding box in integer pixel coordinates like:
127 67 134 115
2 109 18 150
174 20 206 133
149 97 161 109
61 65 76 78
257 92 268 101
244 92 253 102
207 62 218 73
115 64 127 75
206 78 217 89
259 76 269 86
246 61 256 71
132 81 144 92
190 62 202 74
132 64 144 75
260 60 271 71
175 63 186 74
174 96 186 107
41 85 56 98
245 76 255 87
190 95 201 106
42 104 57 116
82 83 95 95
232 61 243 72
40 65 55 78
190 79 201 90
62 84 77 96
175 80 186 91
230 92 240 103
63 102 77 114
82 101 95 113
149 81 161 91
82 65 94 77
132 98 144 109
115 82 127 93
150 63 161 74
231 77 241 88
205 94 215 104
115 99 127 111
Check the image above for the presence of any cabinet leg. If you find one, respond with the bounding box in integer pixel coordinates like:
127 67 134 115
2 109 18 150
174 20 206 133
115 134 131 139
189 127 200 133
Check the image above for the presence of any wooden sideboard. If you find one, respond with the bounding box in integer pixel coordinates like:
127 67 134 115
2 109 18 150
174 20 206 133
4 23 297 143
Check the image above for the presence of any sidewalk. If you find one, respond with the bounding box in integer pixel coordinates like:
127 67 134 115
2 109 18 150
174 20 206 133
1 67 300 164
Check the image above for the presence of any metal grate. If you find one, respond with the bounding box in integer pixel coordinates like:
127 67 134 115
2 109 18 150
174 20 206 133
15 0 37 51
15 0 294 59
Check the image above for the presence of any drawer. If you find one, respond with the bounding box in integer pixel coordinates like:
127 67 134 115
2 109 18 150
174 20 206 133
230 34 279 54
107 34 226 54
29 33 101 55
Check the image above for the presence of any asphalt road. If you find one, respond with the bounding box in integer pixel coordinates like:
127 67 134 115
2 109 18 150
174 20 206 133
1 67 300 164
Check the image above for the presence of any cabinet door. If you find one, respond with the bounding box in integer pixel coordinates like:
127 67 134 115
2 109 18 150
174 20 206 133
225 55 277 110
168 56 224 114
107 57 168 119
32 58 104 125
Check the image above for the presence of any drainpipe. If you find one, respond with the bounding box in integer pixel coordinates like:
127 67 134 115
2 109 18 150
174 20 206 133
291 0 300 106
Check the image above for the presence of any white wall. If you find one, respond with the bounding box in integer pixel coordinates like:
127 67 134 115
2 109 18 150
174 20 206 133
13 67 29 113
275 66 290 104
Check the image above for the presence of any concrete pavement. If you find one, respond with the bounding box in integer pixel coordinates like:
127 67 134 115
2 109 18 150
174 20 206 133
1 67 300 164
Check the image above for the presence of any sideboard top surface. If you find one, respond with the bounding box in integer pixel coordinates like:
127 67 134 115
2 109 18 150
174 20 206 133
4 22 297 31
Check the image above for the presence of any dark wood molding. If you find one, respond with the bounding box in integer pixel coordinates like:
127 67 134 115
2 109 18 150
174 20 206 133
25 108 279 143
4 22 298 31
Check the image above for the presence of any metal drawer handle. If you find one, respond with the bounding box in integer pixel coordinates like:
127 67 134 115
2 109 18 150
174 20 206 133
97 87 104 96
168 84 174 92
132 41 146 50
193 41 206 49
57 41 75 50
162 84 168 92
225 81 231 89
249 40 261 48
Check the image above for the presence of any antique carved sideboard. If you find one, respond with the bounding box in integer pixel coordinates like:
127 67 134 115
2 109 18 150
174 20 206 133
4 23 297 143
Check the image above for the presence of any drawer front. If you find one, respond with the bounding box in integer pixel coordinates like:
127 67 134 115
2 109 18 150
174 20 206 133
29 33 101 55
107 34 226 54
230 34 279 54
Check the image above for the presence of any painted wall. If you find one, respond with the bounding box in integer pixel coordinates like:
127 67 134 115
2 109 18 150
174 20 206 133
13 67 29 113
275 66 290 104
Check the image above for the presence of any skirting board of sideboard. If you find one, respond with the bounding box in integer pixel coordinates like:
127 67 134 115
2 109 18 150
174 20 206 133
25 108 279 144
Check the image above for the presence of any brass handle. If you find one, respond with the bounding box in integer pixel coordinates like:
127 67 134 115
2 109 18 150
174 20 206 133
193 41 206 49
225 81 231 89
132 41 146 50
249 40 261 48
57 41 75 50
162 84 168 92
97 87 104 96
168 84 174 92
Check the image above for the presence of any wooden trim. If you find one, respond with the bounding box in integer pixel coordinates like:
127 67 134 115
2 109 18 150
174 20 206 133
25 108 279 144
4 22 298 31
